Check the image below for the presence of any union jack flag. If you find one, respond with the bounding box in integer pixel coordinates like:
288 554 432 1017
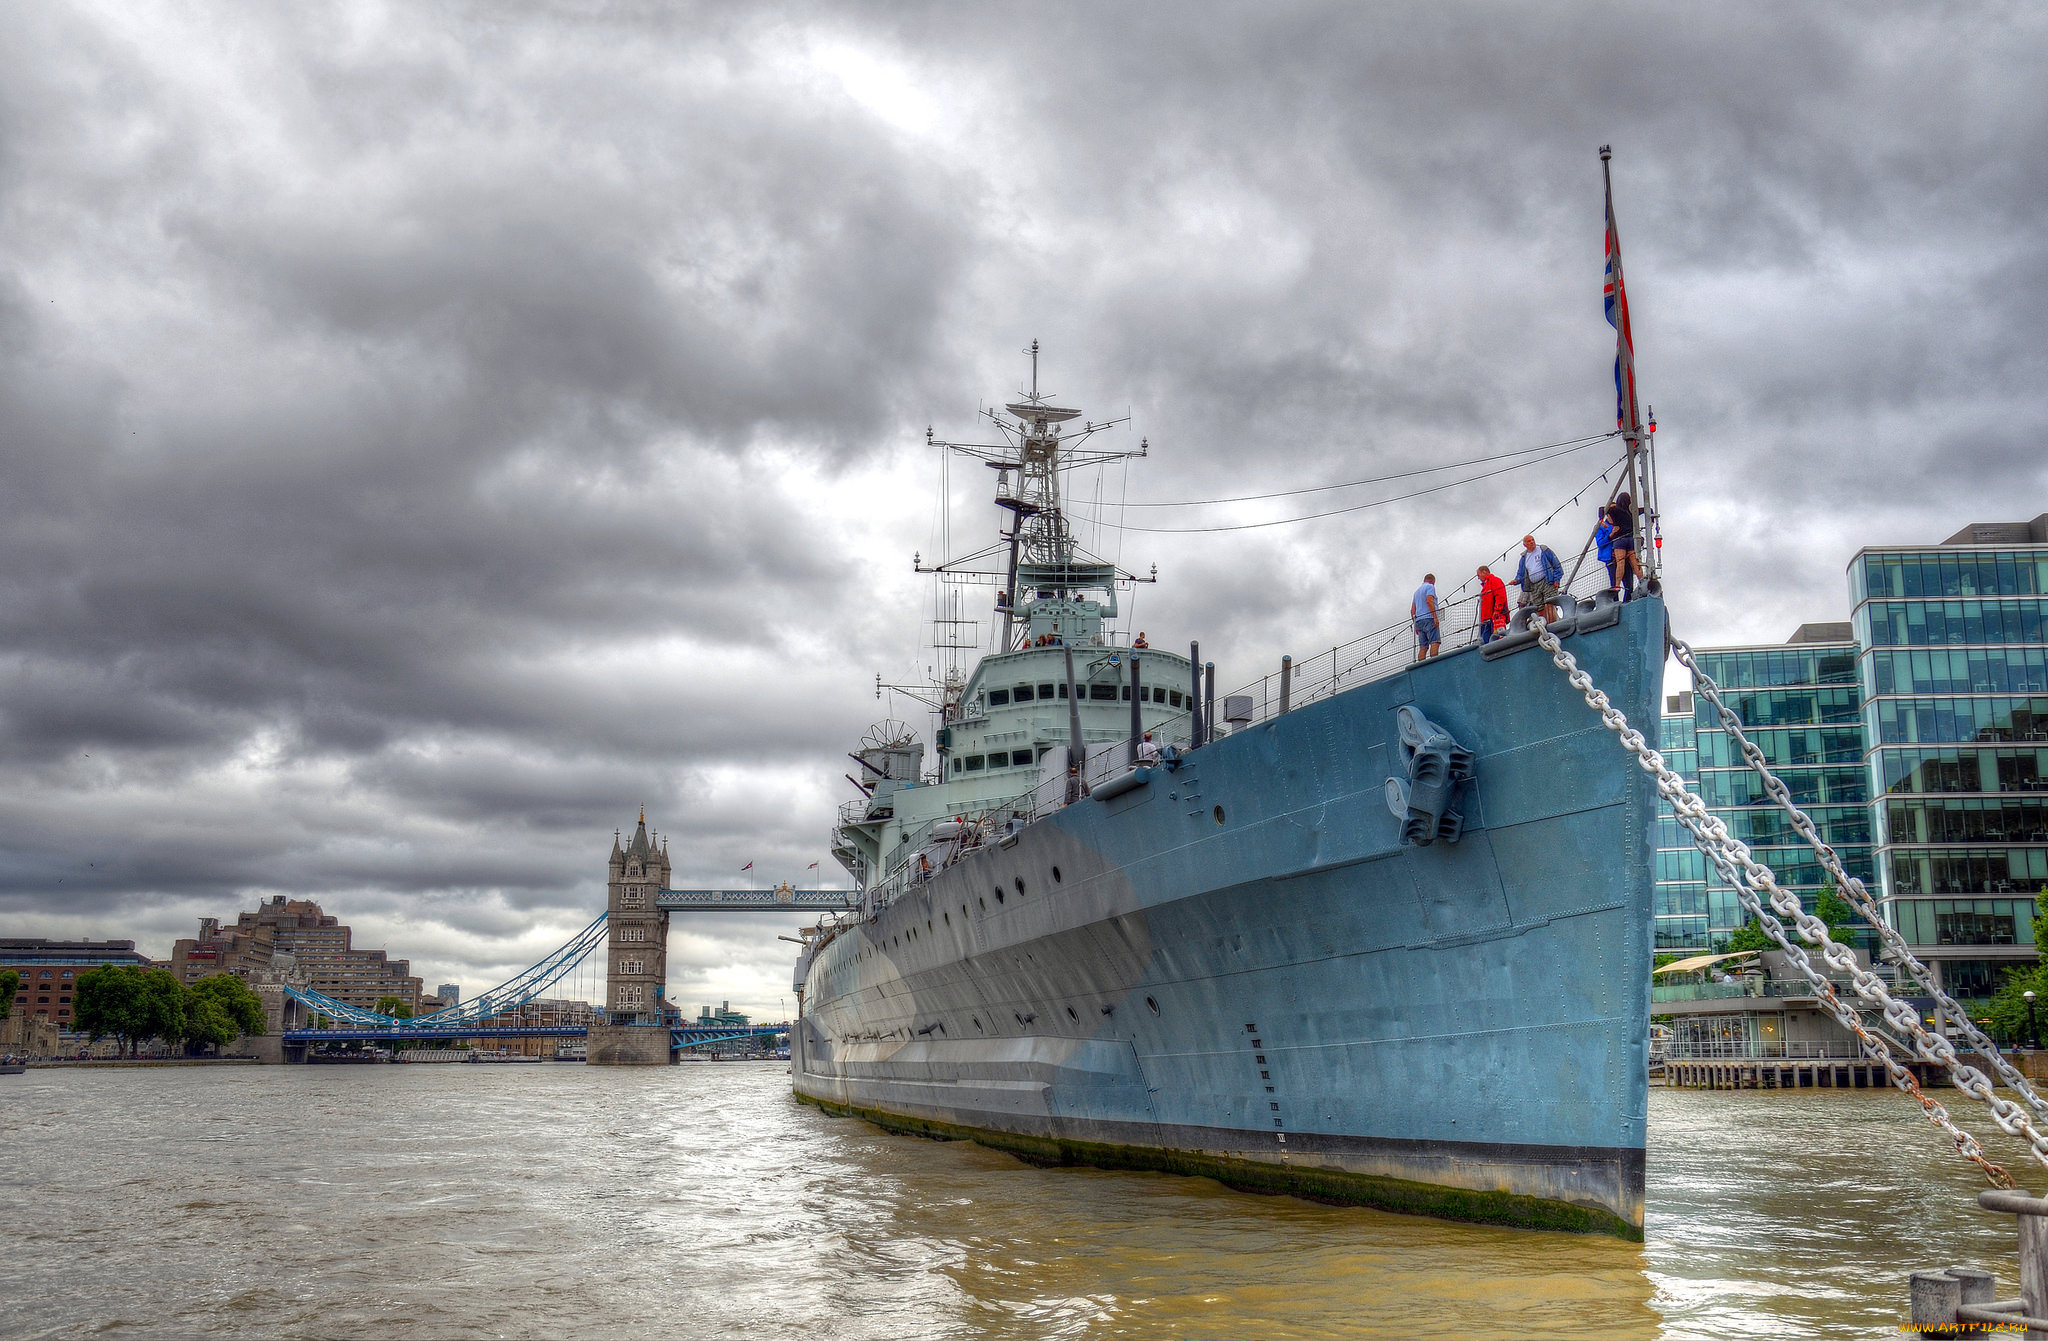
740 861 753 871
1604 171 1641 434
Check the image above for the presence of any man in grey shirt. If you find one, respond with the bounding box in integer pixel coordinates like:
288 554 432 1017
1411 573 1441 661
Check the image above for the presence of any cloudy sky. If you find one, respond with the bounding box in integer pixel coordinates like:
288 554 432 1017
3 3 2043 1014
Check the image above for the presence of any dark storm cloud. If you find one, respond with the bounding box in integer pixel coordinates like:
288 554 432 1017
2 2 2043 1005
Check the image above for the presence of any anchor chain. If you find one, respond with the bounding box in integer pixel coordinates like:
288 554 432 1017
1534 622 2025 1188
1670 636 2048 1120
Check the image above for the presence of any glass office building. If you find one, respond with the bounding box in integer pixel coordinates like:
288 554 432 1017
1852 517 2048 1001
1654 696 1707 949
1684 630 1875 948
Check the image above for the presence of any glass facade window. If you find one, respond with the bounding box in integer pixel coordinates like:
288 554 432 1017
1860 598 2048 648
1711 686 1863 727
1692 647 1857 689
1887 899 2038 948
1875 746 2048 795
1655 915 1709 949
1696 726 1865 768
1853 551 2048 603
1657 849 1705 883
1699 768 1868 808
1656 883 1709 918
1885 847 2048 896
1871 696 2048 745
1882 797 2048 845
1714 804 1871 849
1864 647 2048 695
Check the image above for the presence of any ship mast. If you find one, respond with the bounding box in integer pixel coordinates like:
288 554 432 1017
920 342 1152 656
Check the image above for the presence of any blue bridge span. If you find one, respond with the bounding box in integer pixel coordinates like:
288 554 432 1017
278 894 841 1055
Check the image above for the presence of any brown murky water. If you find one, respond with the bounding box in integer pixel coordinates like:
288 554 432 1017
2 1065 2034 1337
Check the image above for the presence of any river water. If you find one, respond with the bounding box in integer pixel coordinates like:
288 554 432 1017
3 1064 2035 1338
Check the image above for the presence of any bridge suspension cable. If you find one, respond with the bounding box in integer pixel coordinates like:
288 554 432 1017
285 912 611 1029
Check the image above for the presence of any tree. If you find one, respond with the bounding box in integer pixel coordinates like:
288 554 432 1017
374 995 414 1020
1815 882 1863 939
0 968 16 1020
183 975 268 1054
1724 918 1774 956
74 965 189 1057
1987 963 2048 1047
1722 885 1864 960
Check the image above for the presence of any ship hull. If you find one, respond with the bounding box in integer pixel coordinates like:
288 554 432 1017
794 599 1663 1237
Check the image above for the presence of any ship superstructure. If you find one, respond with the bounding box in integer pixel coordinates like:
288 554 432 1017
831 346 1195 910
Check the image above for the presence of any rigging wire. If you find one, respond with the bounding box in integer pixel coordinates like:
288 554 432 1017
1091 437 1611 535
1199 451 1630 713
1067 430 1618 511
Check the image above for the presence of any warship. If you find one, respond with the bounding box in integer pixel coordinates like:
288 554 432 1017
787 346 1660 1237
791 160 1663 1237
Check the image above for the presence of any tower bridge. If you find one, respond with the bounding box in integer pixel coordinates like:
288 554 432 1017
277 809 854 1064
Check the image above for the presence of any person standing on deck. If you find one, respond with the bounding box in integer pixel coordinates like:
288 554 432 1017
1593 508 1618 597
1411 573 1441 661
1608 491 1641 601
1514 535 1564 624
1476 565 1509 644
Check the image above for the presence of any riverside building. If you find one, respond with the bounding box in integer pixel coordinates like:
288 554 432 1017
169 897 422 1014
1854 518 2048 1003
0 939 153 1028
1653 516 2048 1010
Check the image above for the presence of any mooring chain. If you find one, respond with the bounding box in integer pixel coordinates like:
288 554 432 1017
1669 637 2048 1120
1534 623 2025 1187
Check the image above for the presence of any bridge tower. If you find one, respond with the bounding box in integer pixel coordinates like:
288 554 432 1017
606 810 671 1024
588 810 676 1065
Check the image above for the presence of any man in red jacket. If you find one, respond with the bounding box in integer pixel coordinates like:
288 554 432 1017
1476 564 1509 645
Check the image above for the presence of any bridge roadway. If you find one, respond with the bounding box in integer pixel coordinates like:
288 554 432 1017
658 888 858 911
283 1023 791 1050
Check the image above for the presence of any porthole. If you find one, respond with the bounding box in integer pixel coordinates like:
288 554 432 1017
1146 996 1160 1015
943 912 950 926
1051 865 1062 883
1014 877 1026 895
994 885 1005 905
1214 804 1227 825
978 897 986 911
973 1017 983 1032
1066 1006 1079 1021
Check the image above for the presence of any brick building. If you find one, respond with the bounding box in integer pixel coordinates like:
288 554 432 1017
169 897 422 1014
0 939 154 1030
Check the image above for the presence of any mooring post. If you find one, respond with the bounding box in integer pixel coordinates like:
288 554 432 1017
1279 655 1292 714
1972 1190 2048 1338
1909 1271 1960 1332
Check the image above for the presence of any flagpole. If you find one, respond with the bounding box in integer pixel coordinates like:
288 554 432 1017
1601 145 1655 584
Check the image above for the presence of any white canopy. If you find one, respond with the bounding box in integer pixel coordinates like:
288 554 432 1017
1654 951 1760 975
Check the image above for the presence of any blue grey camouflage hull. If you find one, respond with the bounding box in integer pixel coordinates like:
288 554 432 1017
795 598 1664 1236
